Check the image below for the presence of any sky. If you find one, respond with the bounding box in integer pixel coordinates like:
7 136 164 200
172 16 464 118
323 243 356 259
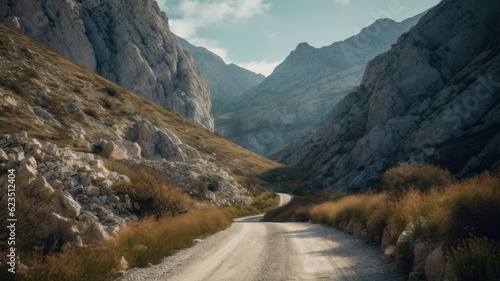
159 0 440 76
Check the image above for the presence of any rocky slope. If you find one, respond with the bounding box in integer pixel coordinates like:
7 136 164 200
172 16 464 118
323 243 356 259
0 0 214 130
178 38 265 117
1 132 135 246
0 22 295 207
216 13 423 156
272 0 500 191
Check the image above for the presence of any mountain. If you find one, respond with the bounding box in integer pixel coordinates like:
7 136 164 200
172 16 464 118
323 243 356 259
0 0 214 130
215 13 424 156
272 0 500 191
0 22 300 206
178 38 265 117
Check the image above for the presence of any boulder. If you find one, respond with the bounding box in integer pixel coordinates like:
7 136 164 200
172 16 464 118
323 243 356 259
59 191 81 219
425 245 455 281
19 154 37 169
101 140 126 159
128 120 185 161
28 176 54 195
80 222 111 244
84 186 100 197
117 256 129 271
51 212 82 247
414 242 438 266
0 148 7 161
18 162 37 180
78 211 99 223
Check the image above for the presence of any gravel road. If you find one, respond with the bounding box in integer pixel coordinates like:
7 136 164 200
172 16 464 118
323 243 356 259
120 193 403 280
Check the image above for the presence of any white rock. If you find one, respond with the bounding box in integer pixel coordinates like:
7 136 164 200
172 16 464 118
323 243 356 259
59 191 81 219
0 148 7 162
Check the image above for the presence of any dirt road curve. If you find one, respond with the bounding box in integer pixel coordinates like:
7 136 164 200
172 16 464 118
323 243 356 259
120 193 403 281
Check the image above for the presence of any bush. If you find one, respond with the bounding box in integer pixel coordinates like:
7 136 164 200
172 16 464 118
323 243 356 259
448 237 500 281
381 163 455 195
117 207 231 267
0 176 58 253
112 167 192 219
188 175 221 195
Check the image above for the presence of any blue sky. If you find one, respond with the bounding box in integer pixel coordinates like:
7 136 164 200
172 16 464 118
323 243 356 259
159 0 440 75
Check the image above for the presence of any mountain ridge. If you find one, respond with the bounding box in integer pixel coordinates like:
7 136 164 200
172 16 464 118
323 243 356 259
216 13 424 156
178 37 265 117
271 0 500 191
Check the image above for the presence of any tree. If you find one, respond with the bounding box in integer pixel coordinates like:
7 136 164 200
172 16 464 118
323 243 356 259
244 172 257 195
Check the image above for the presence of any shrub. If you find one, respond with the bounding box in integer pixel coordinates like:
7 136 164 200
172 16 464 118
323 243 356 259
0 176 58 253
117 207 231 267
448 237 500 281
381 162 455 195
112 167 192 219
188 175 221 195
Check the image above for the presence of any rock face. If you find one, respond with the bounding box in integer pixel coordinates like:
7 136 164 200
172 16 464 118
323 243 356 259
178 38 265 117
0 0 214 130
216 14 423 156
272 0 500 191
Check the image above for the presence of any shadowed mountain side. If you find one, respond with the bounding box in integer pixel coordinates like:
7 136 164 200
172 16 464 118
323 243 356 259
271 0 500 191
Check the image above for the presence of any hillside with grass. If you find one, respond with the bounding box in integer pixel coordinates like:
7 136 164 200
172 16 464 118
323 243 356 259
0 22 302 193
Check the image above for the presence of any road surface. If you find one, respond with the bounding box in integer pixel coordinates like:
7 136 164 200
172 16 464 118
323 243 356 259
121 193 403 281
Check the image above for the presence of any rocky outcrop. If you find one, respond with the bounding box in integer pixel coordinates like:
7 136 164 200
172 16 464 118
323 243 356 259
0 0 214 130
216 13 423 156
106 119 251 206
178 38 265 117
0 132 136 247
272 0 500 191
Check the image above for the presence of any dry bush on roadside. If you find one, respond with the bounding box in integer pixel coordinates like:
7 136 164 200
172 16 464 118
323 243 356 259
112 167 192 219
117 206 232 267
381 162 455 195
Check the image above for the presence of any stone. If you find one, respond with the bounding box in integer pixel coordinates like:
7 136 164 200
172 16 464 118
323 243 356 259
81 222 111 244
99 186 112 195
18 163 37 180
408 265 426 281
51 212 82 247
107 194 120 204
29 149 45 161
59 191 82 219
51 179 64 190
20 154 37 169
384 245 395 257
84 186 100 197
101 140 126 159
28 176 54 195
78 211 99 223
414 242 438 266
117 256 129 271
0 148 7 162
45 144 57 155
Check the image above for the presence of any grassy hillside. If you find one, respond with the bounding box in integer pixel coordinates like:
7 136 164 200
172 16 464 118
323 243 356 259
0 23 304 191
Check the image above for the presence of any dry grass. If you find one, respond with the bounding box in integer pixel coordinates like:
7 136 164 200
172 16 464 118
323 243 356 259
264 190 345 222
116 206 232 267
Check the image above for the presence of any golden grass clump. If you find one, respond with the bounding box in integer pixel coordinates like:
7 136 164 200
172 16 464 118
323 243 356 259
116 206 232 267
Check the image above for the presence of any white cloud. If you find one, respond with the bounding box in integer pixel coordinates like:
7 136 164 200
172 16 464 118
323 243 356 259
265 30 276 39
234 59 282 76
169 0 271 38
335 0 350 6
